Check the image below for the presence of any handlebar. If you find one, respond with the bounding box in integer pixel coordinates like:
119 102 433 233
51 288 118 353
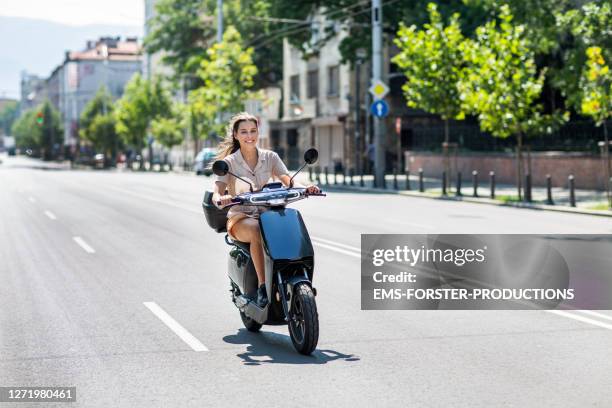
215 187 325 207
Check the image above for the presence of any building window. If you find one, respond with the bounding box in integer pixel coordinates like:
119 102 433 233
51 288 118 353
307 70 318 99
290 74 300 102
327 65 339 97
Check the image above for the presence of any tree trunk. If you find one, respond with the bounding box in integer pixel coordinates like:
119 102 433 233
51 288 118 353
443 118 450 191
604 122 611 209
516 132 523 201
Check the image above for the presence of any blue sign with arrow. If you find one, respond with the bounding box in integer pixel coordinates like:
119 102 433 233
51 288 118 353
370 100 389 118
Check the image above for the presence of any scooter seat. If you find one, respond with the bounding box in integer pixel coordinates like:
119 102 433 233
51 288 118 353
233 240 250 253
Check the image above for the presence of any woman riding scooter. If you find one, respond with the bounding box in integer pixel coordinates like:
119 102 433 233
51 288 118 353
212 112 320 308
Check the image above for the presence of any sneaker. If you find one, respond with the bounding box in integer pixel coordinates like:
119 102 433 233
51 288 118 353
256 284 268 308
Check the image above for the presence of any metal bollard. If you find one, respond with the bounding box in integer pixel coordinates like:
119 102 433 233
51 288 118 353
316 166 321 184
442 171 447 195
349 168 354 186
524 174 532 202
342 168 346 186
324 166 328 185
308 166 312 182
489 171 495 199
393 167 398 190
546 174 554 205
406 170 411 191
382 172 387 189
568 174 576 207
360 166 365 187
472 170 478 197
456 171 462 196
419 168 424 192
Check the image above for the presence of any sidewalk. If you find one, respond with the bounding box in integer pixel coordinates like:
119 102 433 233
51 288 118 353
308 171 612 217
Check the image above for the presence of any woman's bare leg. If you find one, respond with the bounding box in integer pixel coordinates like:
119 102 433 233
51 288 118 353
230 218 265 285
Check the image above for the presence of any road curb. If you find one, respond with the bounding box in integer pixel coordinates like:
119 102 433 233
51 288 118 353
318 183 612 218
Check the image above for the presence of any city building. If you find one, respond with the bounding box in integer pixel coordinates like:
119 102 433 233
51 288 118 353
19 71 47 112
54 37 142 147
275 14 352 171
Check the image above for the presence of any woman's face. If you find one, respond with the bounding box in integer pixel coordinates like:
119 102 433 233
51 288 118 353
234 120 259 149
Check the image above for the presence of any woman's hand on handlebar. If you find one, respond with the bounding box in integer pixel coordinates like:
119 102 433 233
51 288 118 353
305 185 321 195
214 193 234 207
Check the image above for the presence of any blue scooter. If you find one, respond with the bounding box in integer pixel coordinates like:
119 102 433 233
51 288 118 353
202 149 324 355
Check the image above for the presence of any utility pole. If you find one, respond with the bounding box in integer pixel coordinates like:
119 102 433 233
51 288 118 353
372 0 385 187
217 0 223 43
215 0 223 133
354 52 363 175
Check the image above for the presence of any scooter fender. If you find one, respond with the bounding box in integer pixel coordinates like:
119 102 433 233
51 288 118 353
285 275 312 313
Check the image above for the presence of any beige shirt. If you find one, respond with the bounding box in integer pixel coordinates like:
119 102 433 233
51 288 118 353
214 147 290 218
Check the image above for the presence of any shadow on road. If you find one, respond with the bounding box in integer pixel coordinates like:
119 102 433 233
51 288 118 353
223 329 360 366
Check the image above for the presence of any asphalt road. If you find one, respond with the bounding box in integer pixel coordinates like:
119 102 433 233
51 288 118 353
1 155 611 407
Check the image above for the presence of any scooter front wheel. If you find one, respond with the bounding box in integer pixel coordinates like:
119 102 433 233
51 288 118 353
288 283 319 355
240 311 262 332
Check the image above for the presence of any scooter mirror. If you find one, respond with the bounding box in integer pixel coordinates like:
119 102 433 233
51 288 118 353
212 160 229 176
304 148 318 165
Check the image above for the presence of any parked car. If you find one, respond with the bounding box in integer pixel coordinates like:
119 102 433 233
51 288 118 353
194 148 216 176
93 153 105 169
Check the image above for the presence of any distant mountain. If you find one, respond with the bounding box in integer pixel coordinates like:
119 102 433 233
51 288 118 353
0 16 142 99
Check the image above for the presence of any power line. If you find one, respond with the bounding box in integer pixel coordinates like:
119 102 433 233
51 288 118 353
247 0 371 46
250 0 400 51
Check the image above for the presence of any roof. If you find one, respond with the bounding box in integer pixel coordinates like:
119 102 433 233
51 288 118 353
68 38 142 62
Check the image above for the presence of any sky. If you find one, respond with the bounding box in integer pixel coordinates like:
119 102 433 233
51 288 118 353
0 0 144 26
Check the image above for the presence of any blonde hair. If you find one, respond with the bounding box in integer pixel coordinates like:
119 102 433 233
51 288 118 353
215 112 259 160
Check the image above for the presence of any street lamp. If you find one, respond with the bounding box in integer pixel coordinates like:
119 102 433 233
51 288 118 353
354 48 367 175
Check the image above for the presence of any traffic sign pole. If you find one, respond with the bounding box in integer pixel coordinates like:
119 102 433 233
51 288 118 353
372 0 384 188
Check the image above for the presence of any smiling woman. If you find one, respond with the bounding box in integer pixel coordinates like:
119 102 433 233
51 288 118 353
211 112 320 308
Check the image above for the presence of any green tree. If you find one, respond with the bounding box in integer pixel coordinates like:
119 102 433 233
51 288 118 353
0 100 19 136
554 2 612 113
145 0 281 88
80 87 121 161
580 46 611 208
269 0 489 66
189 26 258 140
144 0 216 80
115 74 173 169
459 5 567 200
39 101 63 160
393 3 467 186
11 109 41 153
150 103 186 168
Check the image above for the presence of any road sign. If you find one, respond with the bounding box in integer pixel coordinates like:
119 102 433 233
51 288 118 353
370 100 389 118
368 79 389 100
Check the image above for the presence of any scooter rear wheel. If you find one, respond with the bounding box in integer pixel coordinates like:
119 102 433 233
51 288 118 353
288 283 319 355
240 311 262 332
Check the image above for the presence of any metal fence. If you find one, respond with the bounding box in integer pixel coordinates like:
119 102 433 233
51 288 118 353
410 121 605 153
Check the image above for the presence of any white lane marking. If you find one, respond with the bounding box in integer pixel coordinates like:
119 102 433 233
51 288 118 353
143 302 208 352
28 196 36 203
574 310 612 322
547 310 612 331
311 241 360 258
44 210 57 220
73 236 96 254
311 236 360 252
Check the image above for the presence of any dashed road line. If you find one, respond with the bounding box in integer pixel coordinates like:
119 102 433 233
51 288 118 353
44 210 57 220
143 302 209 352
547 310 612 331
73 236 96 254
